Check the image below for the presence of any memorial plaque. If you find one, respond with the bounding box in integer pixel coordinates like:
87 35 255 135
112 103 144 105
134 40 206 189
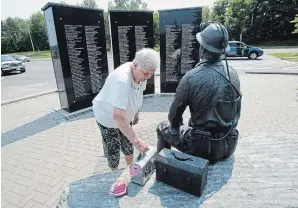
42 3 109 113
159 7 202 93
109 10 155 94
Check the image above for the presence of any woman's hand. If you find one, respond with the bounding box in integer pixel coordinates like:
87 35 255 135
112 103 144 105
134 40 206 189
134 140 148 154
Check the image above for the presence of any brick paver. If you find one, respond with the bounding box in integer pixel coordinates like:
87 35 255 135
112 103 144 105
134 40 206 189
1 58 298 207
54 133 298 208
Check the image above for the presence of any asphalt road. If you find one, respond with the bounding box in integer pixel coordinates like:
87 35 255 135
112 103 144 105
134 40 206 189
1 56 114 102
1 60 57 101
1 48 297 102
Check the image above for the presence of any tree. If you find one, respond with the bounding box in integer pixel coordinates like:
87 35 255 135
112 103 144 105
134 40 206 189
80 0 98 8
104 12 111 51
202 6 212 22
1 18 20 51
212 0 254 41
211 0 230 24
108 0 148 10
211 0 298 43
248 0 298 43
1 35 13 54
290 14 298 34
1 17 32 53
153 12 159 48
29 12 49 51
224 0 254 41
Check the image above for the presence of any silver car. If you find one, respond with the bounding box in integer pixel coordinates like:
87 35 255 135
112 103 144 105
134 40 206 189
12 55 31 62
1 55 26 76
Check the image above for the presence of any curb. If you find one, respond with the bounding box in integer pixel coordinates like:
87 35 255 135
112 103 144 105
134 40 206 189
260 46 298 49
30 58 51 61
1 89 58 106
30 56 114 61
246 71 298 75
143 93 175 99
1 73 161 106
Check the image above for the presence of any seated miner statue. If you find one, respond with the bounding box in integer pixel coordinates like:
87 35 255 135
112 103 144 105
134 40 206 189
156 22 242 163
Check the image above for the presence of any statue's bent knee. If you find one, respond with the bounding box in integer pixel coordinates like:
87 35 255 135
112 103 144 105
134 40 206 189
156 121 171 152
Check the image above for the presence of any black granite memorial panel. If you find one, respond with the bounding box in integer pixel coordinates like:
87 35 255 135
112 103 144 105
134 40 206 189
109 10 155 94
42 3 108 113
159 7 202 93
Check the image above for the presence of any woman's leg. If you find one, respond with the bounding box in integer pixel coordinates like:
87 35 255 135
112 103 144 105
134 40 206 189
118 130 134 166
98 123 121 170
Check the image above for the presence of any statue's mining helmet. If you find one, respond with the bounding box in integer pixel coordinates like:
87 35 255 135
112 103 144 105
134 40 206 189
196 22 230 54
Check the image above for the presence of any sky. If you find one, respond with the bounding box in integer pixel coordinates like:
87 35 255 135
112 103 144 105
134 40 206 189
1 0 216 20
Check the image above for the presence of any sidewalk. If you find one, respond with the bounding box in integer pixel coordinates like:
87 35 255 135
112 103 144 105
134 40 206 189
229 54 298 75
2 74 298 207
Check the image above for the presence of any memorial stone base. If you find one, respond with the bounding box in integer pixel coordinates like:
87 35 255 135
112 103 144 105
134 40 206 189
54 96 298 208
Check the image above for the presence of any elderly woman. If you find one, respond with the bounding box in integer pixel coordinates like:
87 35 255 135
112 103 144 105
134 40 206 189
92 48 160 171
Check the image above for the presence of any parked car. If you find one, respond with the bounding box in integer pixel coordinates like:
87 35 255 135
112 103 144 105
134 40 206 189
1 55 26 76
12 55 30 62
222 41 264 60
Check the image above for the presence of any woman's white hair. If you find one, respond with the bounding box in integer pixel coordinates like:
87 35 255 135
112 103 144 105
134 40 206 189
133 48 160 72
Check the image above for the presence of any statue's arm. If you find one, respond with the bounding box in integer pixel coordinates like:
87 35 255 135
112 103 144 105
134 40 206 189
168 76 189 128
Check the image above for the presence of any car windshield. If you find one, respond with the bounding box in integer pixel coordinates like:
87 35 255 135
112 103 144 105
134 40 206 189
1 55 16 62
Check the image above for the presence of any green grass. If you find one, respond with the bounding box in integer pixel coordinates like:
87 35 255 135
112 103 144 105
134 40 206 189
268 52 298 62
8 50 51 59
255 45 298 49
252 40 298 48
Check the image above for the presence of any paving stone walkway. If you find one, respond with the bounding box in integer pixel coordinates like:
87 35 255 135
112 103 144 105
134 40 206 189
56 132 298 208
1 74 298 207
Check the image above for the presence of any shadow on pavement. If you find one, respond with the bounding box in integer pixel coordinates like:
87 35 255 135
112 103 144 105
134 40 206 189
1 71 24 77
57 171 123 208
56 169 143 208
1 108 94 147
55 153 234 208
1 114 60 147
148 156 235 207
225 57 263 61
140 96 174 113
1 96 174 147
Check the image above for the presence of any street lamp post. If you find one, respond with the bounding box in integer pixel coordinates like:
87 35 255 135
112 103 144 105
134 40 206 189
27 29 35 52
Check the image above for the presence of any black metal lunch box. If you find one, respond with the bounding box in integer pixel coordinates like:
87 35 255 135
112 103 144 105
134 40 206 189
154 148 209 197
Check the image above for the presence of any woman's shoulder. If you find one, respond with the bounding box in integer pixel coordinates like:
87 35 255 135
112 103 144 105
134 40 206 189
110 63 131 83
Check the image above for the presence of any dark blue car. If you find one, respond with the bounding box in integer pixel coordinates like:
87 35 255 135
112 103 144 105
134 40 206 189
222 41 264 60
